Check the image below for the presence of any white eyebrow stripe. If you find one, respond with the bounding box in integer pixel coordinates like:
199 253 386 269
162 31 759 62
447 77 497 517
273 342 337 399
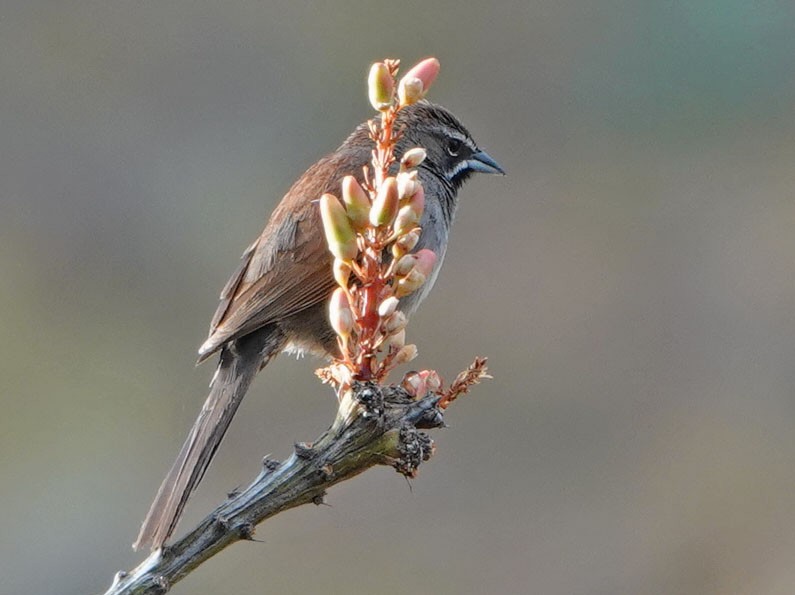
443 127 477 151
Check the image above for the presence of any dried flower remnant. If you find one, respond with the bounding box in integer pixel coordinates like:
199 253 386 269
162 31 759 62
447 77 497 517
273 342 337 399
438 357 491 409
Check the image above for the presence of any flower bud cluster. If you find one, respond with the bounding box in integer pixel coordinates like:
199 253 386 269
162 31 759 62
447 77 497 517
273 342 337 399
397 58 440 107
322 167 431 379
318 57 443 385
367 58 440 112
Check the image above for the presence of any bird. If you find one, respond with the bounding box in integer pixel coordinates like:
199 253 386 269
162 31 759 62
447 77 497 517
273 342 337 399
133 101 504 551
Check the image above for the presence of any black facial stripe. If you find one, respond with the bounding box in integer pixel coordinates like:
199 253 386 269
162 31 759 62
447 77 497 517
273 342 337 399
438 127 477 153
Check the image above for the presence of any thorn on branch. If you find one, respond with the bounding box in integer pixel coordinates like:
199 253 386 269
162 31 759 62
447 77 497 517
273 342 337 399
110 571 128 589
216 514 232 533
237 522 256 541
262 457 281 472
294 442 316 459
411 397 446 429
154 575 170 593
317 464 335 481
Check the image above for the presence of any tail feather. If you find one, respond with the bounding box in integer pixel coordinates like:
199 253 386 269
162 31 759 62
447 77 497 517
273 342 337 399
133 330 282 551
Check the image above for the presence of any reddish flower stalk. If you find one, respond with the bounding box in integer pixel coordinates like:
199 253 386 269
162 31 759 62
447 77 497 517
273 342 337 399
318 57 441 389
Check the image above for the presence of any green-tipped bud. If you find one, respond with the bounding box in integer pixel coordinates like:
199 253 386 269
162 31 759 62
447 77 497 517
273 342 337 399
395 268 427 297
394 344 418 365
400 147 427 170
378 296 399 318
329 287 354 340
397 170 420 201
397 58 440 106
341 175 370 231
369 176 399 227
383 310 407 335
320 194 358 262
333 259 352 289
368 62 394 112
391 229 420 258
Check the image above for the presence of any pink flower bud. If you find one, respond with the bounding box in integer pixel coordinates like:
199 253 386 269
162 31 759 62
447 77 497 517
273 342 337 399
328 287 354 340
333 258 351 289
341 175 371 231
404 57 440 93
394 344 418 365
369 176 399 227
412 248 437 277
398 57 440 106
378 296 399 318
320 194 358 262
368 62 394 112
400 147 427 170
394 248 436 280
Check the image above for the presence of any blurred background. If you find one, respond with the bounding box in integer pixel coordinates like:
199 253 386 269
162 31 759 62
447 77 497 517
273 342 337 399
3 2 795 594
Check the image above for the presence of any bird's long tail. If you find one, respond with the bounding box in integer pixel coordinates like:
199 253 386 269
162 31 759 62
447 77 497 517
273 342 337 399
133 330 282 551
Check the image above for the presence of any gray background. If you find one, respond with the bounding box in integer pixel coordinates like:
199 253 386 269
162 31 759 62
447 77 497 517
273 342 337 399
3 2 795 594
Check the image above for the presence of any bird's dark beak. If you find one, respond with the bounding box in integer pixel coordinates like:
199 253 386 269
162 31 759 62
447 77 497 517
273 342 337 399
468 150 505 175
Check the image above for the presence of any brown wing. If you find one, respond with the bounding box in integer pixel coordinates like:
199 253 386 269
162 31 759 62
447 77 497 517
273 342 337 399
197 151 363 362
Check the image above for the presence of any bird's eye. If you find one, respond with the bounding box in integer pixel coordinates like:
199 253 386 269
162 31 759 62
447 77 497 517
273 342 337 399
446 138 463 157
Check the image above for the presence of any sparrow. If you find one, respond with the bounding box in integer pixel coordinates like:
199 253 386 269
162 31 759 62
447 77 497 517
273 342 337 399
134 101 504 551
